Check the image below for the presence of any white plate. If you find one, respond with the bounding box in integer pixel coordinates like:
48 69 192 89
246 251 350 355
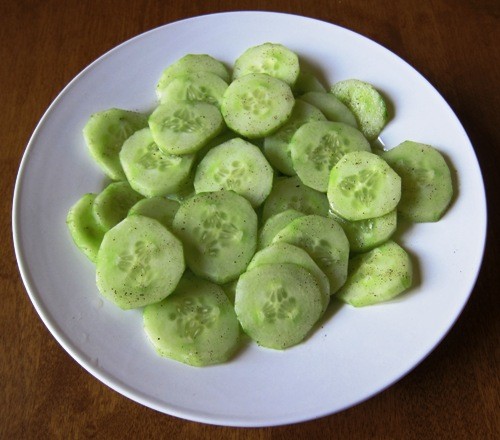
13 11 486 427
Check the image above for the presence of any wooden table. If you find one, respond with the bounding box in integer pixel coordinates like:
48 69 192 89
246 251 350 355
2 1 498 438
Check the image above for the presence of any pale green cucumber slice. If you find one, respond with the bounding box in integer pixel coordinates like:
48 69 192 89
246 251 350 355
96 215 185 310
330 79 388 140
258 209 305 250
300 91 358 127
272 214 349 294
329 209 397 254
290 121 371 192
92 181 143 231
262 176 329 222
232 42 300 86
66 193 106 263
156 54 230 100
235 263 324 350
263 99 326 176
248 242 330 314
336 240 413 307
292 71 326 95
172 190 257 284
119 127 195 197
381 141 453 222
221 73 294 138
143 274 240 367
194 138 273 207
158 71 229 108
327 151 401 221
148 101 224 155
128 197 180 229
83 108 148 181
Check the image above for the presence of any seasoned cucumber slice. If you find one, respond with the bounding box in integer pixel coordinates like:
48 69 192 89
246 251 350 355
158 71 229 108
172 191 257 284
331 79 388 140
300 92 358 127
263 99 326 176
156 54 230 100
221 73 294 138
235 263 324 350
119 127 195 197
92 181 143 231
290 120 371 192
329 209 397 254
262 176 329 222
143 274 240 367
83 108 148 181
327 151 401 221
272 214 349 294
66 193 106 263
292 70 326 95
336 241 413 307
258 209 305 250
96 215 185 309
128 197 180 229
248 242 330 314
148 101 224 155
233 42 300 86
194 138 274 208
381 141 453 222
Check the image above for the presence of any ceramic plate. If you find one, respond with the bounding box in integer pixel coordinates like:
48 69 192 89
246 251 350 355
13 11 486 427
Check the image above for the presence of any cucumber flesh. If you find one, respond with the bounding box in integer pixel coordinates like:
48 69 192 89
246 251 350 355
172 190 257 284
258 209 305 250
66 193 106 263
96 215 185 309
300 92 358 127
83 108 148 181
143 274 240 367
381 141 453 222
235 263 324 350
336 240 413 307
292 71 326 95
128 197 180 229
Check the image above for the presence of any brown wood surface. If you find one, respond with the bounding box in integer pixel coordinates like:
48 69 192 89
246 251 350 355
1 1 499 438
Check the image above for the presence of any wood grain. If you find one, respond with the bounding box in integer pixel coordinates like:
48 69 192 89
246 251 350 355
1 1 498 438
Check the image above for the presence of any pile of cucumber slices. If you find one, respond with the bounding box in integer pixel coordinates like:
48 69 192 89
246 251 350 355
67 43 454 367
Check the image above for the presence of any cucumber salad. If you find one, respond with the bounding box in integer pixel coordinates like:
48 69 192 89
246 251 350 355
67 43 454 367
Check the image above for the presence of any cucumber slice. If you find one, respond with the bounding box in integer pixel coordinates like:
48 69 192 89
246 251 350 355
290 120 371 192
327 151 401 221
92 181 143 231
330 79 388 140
221 73 294 138
128 197 180 229
381 141 453 222
262 176 329 222
329 209 397 254
247 242 330 314
83 108 148 181
235 263 324 350
119 128 195 198
336 241 413 307
292 71 326 96
172 190 257 284
233 43 300 86
148 101 224 155
96 215 185 310
143 274 240 367
263 99 326 176
156 54 230 100
272 214 349 294
258 209 305 250
158 71 229 108
194 138 274 208
66 193 106 263
300 92 358 127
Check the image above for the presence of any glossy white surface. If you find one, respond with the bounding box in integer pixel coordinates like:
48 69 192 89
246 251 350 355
13 11 486 427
